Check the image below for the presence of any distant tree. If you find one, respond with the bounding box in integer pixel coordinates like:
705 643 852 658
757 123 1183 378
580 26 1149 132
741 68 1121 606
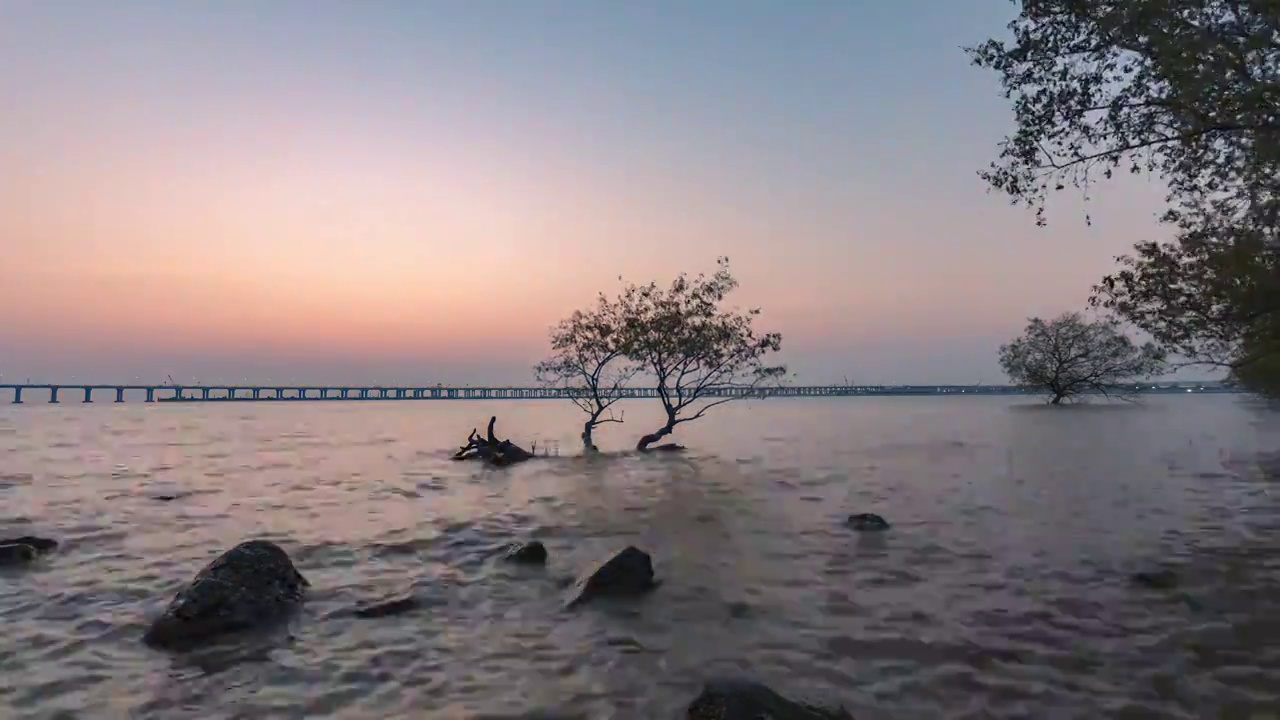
535 299 637 453
999 312 1167 404
612 257 786 451
967 0 1280 394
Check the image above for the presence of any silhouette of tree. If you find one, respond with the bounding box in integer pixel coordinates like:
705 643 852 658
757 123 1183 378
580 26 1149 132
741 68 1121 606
999 312 1167 404
614 257 785 451
535 298 637 453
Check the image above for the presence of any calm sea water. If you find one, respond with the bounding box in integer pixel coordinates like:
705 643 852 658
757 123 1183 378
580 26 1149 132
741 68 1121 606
0 396 1277 719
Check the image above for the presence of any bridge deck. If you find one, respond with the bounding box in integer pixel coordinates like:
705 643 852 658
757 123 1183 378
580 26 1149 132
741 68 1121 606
0 382 1240 404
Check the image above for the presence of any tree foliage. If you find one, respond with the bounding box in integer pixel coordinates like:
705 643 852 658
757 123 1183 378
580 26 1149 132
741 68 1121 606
614 257 785 450
535 296 638 452
539 257 785 453
999 312 1167 403
968 0 1280 392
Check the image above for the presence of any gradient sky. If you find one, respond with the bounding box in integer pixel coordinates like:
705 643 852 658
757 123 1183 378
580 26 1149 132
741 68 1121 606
0 0 1179 386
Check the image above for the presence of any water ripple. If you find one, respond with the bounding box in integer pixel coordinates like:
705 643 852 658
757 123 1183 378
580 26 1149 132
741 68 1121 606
0 397 1277 718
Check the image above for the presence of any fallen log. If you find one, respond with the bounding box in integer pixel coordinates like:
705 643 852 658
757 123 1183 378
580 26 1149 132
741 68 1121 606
452 416 536 467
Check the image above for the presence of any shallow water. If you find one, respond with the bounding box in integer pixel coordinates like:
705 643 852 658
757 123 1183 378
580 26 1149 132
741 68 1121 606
1 395 1277 719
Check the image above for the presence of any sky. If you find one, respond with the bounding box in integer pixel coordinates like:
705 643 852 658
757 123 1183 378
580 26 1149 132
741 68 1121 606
0 0 1181 386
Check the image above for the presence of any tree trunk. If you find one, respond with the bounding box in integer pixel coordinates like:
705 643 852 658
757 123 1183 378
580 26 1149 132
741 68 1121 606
582 418 600 454
1050 393 1064 405
636 419 675 452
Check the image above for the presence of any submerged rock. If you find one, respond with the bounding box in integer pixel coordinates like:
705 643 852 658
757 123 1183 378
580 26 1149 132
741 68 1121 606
0 543 38 567
504 540 548 565
1132 569 1179 590
846 513 890 531
567 545 657 608
143 539 309 649
353 593 419 618
686 678 853 719
0 535 58 553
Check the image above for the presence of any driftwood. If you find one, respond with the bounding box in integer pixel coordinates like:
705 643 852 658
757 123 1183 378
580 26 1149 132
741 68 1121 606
452 416 536 467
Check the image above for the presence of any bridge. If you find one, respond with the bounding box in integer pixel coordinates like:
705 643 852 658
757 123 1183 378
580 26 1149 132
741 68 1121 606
0 382 1240 405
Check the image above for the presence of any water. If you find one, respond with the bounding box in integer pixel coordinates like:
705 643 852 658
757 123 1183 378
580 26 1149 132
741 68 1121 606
1 396 1277 719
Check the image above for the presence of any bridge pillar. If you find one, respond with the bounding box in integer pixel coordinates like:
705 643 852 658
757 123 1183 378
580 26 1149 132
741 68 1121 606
174 388 185 401
115 387 125 403
82 387 92 403
252 388 261 399
275 388 284 399
11 388 22 404
201 388 210 400
226 388 236 400
49 387 60 404
298 388 307 400
145 388 155 402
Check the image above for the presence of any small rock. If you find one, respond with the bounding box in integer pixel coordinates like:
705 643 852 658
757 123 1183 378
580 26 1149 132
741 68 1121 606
0 536 58 553
1132 569 1178 590
686 678 853 719
0 543 38 567
143 539 309 649
353 593 419 618
846 513 890 531
567 545 657 608
504 540 548 565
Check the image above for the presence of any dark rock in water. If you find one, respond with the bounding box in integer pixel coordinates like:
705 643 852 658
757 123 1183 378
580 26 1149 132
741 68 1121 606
0 536 58 553
143 539 309 649
504 540 548 565
0 543 38 567
567 545 657 608
687 678 853 719
846 513 890 531
1132 569 1178 590
353 593 419 618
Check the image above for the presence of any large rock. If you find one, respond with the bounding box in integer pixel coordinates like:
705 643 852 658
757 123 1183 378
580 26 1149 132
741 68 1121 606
567 545 657 608
0 536 58 568
686 678 853 719
503 540 548 565
846 513 890 531
0 543 37 567
143 539 309 649
0 535 58 553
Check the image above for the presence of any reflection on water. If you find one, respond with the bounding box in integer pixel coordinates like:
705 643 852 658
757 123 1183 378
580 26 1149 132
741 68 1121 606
0 396 1277 719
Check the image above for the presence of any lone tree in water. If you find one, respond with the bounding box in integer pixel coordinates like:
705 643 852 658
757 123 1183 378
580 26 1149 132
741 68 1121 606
999 312 1166 404
967 0 1280 394
615 257 785 451
534 297 637 453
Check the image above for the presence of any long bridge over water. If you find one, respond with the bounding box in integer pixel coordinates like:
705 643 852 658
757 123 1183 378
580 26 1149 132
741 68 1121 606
0 382 1240 405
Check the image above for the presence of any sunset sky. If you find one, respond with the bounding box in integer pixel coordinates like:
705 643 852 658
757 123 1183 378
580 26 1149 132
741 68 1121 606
1 0 1177 385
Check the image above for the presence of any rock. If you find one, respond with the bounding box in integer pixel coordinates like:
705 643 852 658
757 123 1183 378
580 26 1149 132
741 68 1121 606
567 545 657 608
143 539 309 649
504 540 548 565
846 513 890 531
686 678 853 719
353 593 419 618
1132 569 1178 590
0 536 58 553
0 543 38 567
